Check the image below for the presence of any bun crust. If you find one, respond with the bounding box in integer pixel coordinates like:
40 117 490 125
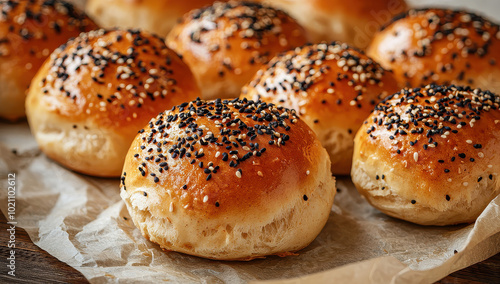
85 0 223 38
166 1 307 100
26 29 201 177
254 0 408 49
0 0 97 121
351 85 500 225
367 9 500 92
121 98 336 260
241 42 400 175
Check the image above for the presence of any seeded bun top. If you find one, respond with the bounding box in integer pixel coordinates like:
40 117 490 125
242 42 400 137
166 1 308 100
122 98 326 218
28 29 201 132
0 0 98 120
367 8 500 93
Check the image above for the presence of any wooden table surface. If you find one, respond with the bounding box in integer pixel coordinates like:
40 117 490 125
1 213 499 283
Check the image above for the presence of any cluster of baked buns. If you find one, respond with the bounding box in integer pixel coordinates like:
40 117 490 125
2 0 498 260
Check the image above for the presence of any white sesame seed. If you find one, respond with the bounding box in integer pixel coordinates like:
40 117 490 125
203 195 208 203
215 151 220 158
306 170 310 175
413 152 419 162
236 171 242 178
448 178 452 182
169 202 174 212
478 152 484 158
488 165 493 168
466 140 472 144
257 171 263 177
463 182 468 187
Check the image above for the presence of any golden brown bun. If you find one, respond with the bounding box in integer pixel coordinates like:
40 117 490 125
121 98 336 260
26 29 201 177
85 0 224 38
0 0 97 121
367 9 500 92
241 42 400 175
352 85 500 226
166 1 307 100
253 0 408 49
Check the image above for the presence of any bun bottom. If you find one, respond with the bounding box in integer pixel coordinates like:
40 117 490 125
351 159 499 226
27 109 131 177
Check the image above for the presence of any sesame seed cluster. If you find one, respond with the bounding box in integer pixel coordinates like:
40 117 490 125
364 84 499 201
382 8 500 86
122 98 300 207
245 42 391 114
39 29 184 122
0 0 93 57
183 1 301 75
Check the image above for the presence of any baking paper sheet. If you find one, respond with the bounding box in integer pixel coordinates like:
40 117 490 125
2 0 500 283
1 121 499 283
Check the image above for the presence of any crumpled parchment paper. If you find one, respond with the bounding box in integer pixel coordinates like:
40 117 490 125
1 121 499 284
2 1 500 283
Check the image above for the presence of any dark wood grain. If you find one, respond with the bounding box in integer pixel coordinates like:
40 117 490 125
1 213 499 283
0 214 88 283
